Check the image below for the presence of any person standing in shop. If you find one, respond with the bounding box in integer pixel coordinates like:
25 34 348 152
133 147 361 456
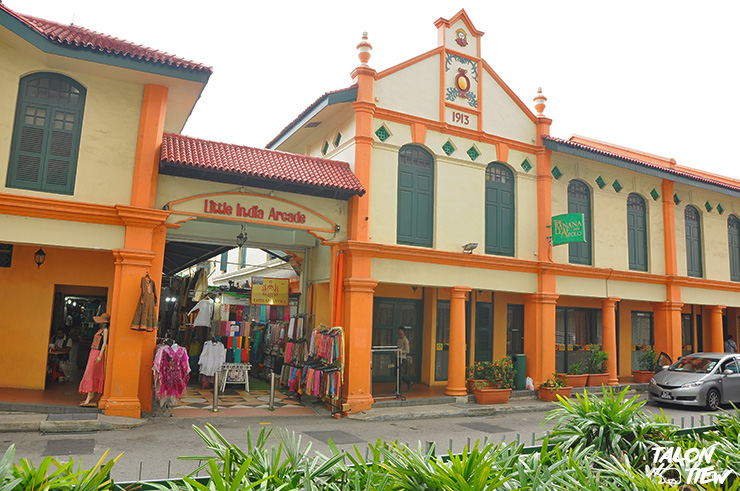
49 328 73 381
397 327 413 390
79 313 110 407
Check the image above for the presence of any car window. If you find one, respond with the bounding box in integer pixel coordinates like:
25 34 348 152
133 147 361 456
724 361 740 374
668 356 719 373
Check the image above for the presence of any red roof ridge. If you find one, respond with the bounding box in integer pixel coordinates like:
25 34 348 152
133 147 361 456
0 3 212 74
569 135 675 168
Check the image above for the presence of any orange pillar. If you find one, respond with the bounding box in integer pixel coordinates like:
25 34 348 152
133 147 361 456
131 84 168 209
446 287 470 396
342 276 377 413
652 300 684 361
103 249 156 417
523 291 559 387
601 297 620 386
709 305 726 352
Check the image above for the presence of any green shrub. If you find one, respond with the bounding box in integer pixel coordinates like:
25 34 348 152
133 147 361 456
637 346 657 371
567 361 585 375
584 345 609 374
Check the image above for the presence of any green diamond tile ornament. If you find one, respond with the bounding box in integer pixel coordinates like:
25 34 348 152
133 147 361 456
673 194 681 205
521 159 532 173
717 203 724 215
612 179 622 192
595 176 606 189
705 201 713 212
321 141 329 155
650 188 660 200
334 132 342 147
442 140 455 156
467 146 480 161
551 166 562 180
375 126 390 142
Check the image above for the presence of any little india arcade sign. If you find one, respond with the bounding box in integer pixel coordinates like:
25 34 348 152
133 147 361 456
165 192 338 234
551 213 586 246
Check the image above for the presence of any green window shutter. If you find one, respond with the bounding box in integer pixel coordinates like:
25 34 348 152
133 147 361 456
685 206 702 277
474 302 493 362
567 180 592 265
6 73 85 195
397 145 434 247
484 163 514 256
728 216 740 281
220 252 228 272
627 193 648 271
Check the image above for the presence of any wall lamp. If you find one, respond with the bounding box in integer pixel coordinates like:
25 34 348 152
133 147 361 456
34 248 46 269
236 224 248 247
462 242 478 254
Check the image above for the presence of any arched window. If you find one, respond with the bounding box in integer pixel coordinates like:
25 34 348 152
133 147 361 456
6 73 86 195
397 145 434 247
684 205 703 278
567 180 592 265
728 215 740 281
627 193 648 271
484 162 514 256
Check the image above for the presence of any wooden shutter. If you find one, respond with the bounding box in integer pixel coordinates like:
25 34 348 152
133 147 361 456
627 193 648 271
567 180 592 265
685 206 702 277
475 302 493 362
729 216 740 281
397 146 434 247
484 163 514 256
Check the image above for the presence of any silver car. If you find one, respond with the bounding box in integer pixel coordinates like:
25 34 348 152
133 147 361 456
648 352 740 410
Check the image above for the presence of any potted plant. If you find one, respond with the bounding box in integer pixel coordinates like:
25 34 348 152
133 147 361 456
466 361 493 392
472 356 515 404
538 373 573 402
558 361 588 388
584 344 609 386
633 346 657 383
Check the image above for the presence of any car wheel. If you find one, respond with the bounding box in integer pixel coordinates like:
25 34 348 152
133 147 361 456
706 388 721 411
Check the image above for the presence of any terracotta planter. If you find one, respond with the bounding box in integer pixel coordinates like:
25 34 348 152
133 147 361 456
558 373 588 388
467 379 493 392
473 387 512 404
632 370 654 384
538 386 573 402
587 373 609 386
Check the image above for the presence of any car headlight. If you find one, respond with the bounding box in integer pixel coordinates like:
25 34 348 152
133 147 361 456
681 380 704 388
649 377 656 385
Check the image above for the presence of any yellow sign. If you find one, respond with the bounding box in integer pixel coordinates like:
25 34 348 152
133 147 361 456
251 278 289 306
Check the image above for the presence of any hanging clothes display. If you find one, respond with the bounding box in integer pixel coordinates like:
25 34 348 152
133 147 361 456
188 297 214 327
131 275 158 331
153 344 190 406
198 339 226 377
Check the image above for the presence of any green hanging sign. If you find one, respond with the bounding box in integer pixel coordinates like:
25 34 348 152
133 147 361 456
551 213 586 246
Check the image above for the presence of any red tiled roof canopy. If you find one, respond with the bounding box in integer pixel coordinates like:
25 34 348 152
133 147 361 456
542 135 740 194
160 132 365 199
1 3 212 74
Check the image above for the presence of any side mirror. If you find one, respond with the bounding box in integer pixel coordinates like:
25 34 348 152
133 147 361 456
724 369 734 376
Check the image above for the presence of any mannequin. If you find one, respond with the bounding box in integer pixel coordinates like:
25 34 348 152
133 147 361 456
79 313 110 406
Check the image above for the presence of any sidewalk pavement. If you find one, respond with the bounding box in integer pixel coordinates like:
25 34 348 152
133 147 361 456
0 384 647 433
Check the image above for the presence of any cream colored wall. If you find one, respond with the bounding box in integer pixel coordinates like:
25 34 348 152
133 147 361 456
375 55 440 121
305 107 356 167
307 244 331 283
556 276 666 302
682 287 740 308
372 257 538 292
368 119 539 259
0 215 124 250
443 19 480 56
673 183 739 282
480 73 537 144
550 153 665 274
0 38 144 205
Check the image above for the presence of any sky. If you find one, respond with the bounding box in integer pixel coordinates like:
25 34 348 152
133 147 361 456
7 1 740 178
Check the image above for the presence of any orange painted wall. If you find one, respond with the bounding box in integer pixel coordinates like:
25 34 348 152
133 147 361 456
0 244 114 389
312 282 331 329
375 283 423 300
421 287 438 386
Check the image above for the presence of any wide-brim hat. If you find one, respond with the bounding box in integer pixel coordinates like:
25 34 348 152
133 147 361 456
93 313 111 324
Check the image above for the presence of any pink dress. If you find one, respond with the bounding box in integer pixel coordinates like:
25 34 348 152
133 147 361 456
79 328 106 394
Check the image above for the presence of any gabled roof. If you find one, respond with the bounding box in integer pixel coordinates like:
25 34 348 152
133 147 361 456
160 132 365 200
0 3 211 81
543 135 740 197
266 85 358 149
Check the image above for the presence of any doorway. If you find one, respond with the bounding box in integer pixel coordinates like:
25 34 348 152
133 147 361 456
555 307 602 373
372 298 422 383
631 311 654 370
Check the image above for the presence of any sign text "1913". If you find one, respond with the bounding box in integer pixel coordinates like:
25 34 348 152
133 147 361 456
451 111 470 126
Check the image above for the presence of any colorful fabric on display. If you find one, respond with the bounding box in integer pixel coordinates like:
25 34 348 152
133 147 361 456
260 305 267 323
234 348 242 363
153 345 190 406
130 275 158 331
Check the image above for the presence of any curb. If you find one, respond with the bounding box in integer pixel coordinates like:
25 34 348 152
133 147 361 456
348 402 554 422
0 415 149 433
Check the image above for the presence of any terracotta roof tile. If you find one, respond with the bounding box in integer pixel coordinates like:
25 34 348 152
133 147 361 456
543 135 740 194
1 3 212 74
161 132 365 197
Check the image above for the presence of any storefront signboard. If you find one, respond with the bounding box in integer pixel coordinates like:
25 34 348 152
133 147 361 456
251 277 289 306
551 213 586 246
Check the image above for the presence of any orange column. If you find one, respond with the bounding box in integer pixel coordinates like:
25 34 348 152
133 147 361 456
446 287 471 396
103 249 156 417
342 275 377 414
709 305 726 352
523 291 559 387
131 84 168 209
601 297 620 386
652 301 684 361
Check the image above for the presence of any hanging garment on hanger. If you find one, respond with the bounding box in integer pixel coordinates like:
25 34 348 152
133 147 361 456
131 275 158 332
153 344 190 406
188 298 214 327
